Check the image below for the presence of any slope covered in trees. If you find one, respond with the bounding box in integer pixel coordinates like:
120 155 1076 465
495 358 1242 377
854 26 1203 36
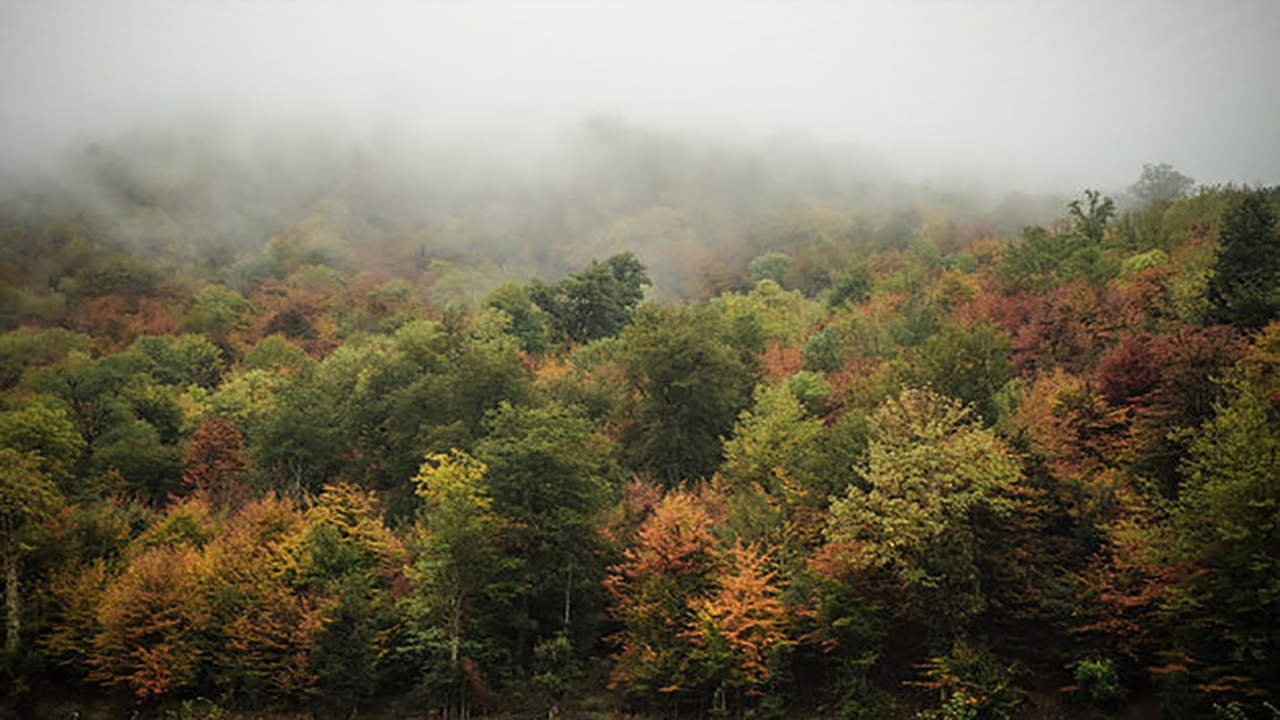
0 128 1278 719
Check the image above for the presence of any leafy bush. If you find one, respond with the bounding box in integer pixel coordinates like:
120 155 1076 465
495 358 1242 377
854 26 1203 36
1073 658 1123 707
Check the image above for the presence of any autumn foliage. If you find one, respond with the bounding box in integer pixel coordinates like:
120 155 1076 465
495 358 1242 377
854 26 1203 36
1 150 1278 719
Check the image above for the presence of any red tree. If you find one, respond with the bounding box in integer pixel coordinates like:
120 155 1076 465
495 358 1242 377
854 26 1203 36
182 416 249 509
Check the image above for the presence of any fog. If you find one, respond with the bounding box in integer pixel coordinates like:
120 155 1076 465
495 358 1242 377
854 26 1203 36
3 0 1278 194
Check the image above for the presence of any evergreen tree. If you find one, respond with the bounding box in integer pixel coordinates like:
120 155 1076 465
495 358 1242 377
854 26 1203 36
1208 188 1279 330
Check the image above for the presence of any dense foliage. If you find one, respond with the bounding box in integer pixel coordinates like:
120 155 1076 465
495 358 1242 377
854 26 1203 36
0 131 1278 719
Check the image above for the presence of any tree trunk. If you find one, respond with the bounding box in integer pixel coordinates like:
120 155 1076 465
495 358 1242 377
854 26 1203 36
562 562 572 632
449 592 461 665
4 542 18 652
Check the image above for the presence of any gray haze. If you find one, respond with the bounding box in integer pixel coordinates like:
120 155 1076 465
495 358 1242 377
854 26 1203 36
2 0 1279 192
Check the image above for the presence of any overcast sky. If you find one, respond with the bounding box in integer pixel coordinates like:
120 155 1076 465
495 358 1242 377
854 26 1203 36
2 0 1278 192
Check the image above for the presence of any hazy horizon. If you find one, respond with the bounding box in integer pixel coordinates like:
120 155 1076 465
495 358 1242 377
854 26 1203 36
3 0 1279 195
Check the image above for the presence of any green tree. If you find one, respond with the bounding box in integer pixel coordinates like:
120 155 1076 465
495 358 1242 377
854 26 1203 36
290 483 405 712
711 279 823 351
182 283 254 337
486 282 550 353
1067 189 1116 246
1001 192 1118 291
327 314 531 494
0 396 85 485
622 304 754 484
827 263 872 309
0 327 92 390
92 418 183 503
1000 226 1068 292
251 369 340 499
721 380 828 517
824 389 1022 641
747 252 794 285
0 449 61 652
404 449 507 715
475 401 610 670
912 321 1014 424
1170 378 1280 706
1128 163 1194 205
120 334 225 389
1207 188 1279 330
529 252 650 344
27 346 189 501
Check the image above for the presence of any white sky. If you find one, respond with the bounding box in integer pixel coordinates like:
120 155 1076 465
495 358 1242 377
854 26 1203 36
2 0 1278 191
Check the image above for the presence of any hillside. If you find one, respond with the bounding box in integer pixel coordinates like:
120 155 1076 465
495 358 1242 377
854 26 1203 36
0 132 1278 720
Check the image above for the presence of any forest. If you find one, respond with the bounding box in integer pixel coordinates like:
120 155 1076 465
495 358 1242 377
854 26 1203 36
0 123 1278 720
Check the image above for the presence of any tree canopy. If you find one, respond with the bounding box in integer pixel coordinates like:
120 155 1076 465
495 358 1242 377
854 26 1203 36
0 142 1276 719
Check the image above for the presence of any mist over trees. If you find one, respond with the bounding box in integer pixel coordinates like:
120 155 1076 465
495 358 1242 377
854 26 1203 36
3 0 1279 714
1 113 1278 720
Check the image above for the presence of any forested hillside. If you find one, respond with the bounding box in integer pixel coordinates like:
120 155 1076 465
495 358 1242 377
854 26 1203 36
1 128 1278 720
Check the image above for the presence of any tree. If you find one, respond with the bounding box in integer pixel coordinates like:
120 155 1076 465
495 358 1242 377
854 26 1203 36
721 381 826 500
91 519 212 700
404 449 507 714
28 348 188 502
1128 163 1194 205
1095 333 1162 407
529 252 651 344
1169 378 1280 707
1001 226 1069 293
622 304 754 484
251 374 339 500
824 389 1022 641
201 495 326 704
182 415 249 510
912 321 1014 424
605 488 723 702
747 252 794 285
182 283 254 339
685 542 790 712
475 401 610 670
91 418 183 503
1207 187 1280 330
127 334 224 388
827 263 872 309
486 282 550 354
710 279 824 351
0 396 86 485
1129 326 1243 496
1067 189 1116 246
0 327 92 390
606 487 794 714
1000 190 1118 291
291 483 405 711
0 449 61 652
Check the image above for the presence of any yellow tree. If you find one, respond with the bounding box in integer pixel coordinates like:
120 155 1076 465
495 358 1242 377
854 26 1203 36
825 388 1022 640
404 449 508 715
410 450 499 667
91 544 209 698
685 542 790 712
287 482 405 710
202 494 330 703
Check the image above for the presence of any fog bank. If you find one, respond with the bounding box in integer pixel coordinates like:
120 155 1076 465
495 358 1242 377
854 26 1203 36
3 0 1279 193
